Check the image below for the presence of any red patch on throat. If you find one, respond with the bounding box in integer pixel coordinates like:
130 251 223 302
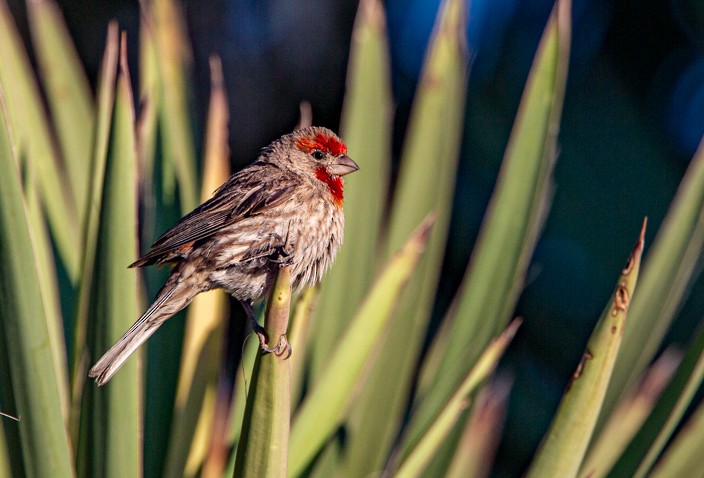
296 133 347 156
316 167 344 207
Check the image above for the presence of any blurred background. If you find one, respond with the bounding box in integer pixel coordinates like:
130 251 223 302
6 0 703 476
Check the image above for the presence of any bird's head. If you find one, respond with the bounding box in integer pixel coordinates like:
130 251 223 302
286 126 359 207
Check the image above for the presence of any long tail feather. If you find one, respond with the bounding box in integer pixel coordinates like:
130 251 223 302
88 280 194 386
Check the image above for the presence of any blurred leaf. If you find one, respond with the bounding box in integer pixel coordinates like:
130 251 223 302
340 0 468 471
81 39 141 478
70 24 120 441
650 397 704 478
163 55 231 478
224 334 259 478
27 0 95 219
445 377 512 478
308 0 392 380
0 0 80 280
289 287 319 406
607 323 704 478
525 220 646 478
234 267 292 478
289 216 434 477
393 321 519 478
602 134 704 420
142 0 199 212
0 74 74 478
581 349 681 477
0 421 11 478
408 0 571 455
25 164 70 420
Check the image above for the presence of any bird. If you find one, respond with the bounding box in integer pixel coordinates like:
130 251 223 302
89 126 359 386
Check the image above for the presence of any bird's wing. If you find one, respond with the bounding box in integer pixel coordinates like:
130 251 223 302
130 166 296 267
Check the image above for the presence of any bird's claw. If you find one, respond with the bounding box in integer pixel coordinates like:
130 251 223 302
255 329 292 359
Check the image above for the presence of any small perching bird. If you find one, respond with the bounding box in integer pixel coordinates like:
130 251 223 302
89 126 359 385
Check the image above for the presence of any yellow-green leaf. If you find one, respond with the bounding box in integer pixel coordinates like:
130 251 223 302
525 220 646 478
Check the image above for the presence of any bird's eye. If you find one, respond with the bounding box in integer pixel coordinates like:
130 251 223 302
311 150 325 160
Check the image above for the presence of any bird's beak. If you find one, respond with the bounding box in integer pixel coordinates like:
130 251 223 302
327 155 359 176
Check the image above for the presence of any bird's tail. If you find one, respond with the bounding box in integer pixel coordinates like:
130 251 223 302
88 279 196 386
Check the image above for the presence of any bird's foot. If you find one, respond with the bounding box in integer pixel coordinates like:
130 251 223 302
269 244 294 267
251 320 292 359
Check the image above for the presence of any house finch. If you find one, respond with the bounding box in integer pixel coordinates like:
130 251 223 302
89 126 358 386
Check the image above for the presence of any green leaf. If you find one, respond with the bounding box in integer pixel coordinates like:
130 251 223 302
0 0 80 280
80 41 141 478
234 266 292 478
70 24 120 434
393 321 519 478
142 0 199 212
602 134 704 420
289 216 434 477
650 398 704 478
407 0 571 455
340 0 468 472
0 75 75 478
580 349 680 477
163 56 231 478
27 0 95 220
607 322 704 478
525 220 646 478
308 0 392 385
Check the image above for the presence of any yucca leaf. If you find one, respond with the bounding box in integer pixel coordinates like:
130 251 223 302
340 0 468 472
26 0 95 220
234 266 292 478
602 135 704 420
607 322 704 478
25 162 70 421
0 0 80 280
445 378 511 478
406 1 570 457
525 220 646 478
163 55 231 478
288 216 433 477
0 75 75 478
650 398 704 478
142 0 199 212
581 350 680 477
81 38 141 478
393 321 519 478
308 0 392 381
70 25 120 439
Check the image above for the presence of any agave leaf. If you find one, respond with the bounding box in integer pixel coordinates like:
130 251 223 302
81 38 141 478
340 0 468 472
288 217 433 477
406 0 570 457
525 220 646 478
393 321 519 478
234 266 292 478
650 397 704 478
602 134 704 419
0 74 74 478
163 55 231 478
0 0 80 280
26 0 95 220
606 322 704 478
308 0 392 381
